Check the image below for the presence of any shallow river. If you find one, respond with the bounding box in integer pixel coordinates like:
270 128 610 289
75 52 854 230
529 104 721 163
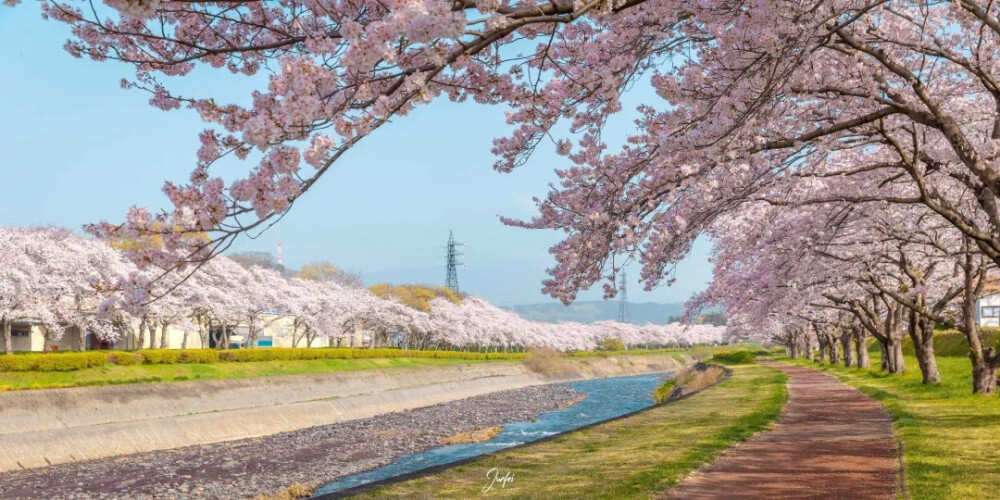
311 371 674 497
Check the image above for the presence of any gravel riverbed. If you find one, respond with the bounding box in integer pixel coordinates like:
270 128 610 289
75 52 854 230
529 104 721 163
0 383 579 499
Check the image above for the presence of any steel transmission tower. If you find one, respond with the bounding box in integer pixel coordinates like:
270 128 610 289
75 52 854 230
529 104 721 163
445 231 463 292
618 272 629 323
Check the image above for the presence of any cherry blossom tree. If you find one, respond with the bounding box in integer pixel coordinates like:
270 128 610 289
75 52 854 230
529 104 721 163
6 3 1000 381
689 186 1000 392
0 228 57 354
2 227 136 351
1 224 723 357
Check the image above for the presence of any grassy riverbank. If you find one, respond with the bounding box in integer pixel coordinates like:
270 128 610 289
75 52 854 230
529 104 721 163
357 364 787 499
0 346 721 392
0 345 753 392
0 357 493 391
787 355 1000 499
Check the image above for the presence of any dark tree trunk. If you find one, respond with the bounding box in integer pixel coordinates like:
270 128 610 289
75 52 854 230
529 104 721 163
787 329 801 359
909 312 940 384
959 245 997 395
884 338 905 374
841 331 853 368
879 340 889 371
211 322 223 349
966 303 999 394
816 329 829 363
971 349 998 395
828 334 840 365
855 329 870 369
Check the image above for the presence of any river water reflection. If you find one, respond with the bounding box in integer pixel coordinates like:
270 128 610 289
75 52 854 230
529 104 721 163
312 371 673 497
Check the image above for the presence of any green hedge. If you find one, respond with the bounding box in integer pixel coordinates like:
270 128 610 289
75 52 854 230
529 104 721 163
109 352 139 366
0 348 525 372
139 349 220 364
0 352 108 372
0 345 717 373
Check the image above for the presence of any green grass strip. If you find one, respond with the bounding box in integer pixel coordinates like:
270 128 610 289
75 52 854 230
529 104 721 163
0 357 495 391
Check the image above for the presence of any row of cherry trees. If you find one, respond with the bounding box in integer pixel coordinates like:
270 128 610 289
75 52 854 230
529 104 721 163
0 226 724 354
14 0 998 389
693 194 1000 394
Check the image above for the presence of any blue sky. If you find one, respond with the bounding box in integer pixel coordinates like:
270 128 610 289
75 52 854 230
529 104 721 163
0 5 712 306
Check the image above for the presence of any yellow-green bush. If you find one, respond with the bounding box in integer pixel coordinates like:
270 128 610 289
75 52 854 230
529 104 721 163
599 338 626 351
0 346 567 373
221 347 523 363
109 352 140 366
0 345 723 373
0 352 108 372
139 350 181 364
653 379 677 404
177 350 219 363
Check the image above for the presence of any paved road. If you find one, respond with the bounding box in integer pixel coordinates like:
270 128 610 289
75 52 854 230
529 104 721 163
664 362 898 499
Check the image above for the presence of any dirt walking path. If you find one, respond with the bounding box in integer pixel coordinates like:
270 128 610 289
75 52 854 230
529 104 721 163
664 362 898 499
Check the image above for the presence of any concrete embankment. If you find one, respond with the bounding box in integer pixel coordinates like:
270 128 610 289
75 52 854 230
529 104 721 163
0 354 687 472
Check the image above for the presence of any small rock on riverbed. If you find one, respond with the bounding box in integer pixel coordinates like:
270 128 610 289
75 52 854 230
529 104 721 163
0 383 579 499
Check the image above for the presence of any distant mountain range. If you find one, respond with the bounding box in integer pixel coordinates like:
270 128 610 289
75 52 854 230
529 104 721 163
505 301 690 325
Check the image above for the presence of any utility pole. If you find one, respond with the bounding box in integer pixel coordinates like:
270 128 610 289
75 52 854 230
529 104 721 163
445 231 463 292
618 272 629 323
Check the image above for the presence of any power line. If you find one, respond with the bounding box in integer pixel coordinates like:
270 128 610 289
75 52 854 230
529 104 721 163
445 230 463 292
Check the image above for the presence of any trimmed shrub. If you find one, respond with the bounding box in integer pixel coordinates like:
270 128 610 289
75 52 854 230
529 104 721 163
0 346 523 372
177 350 219 363
109 352 140 366
139 350 181 364
219 347 523 363
0 352 107 372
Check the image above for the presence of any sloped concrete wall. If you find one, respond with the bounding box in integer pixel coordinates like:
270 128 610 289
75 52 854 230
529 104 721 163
0 354 687 472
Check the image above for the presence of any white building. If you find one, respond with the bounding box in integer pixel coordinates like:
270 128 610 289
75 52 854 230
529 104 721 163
6 314 365 352
976 292 1000 327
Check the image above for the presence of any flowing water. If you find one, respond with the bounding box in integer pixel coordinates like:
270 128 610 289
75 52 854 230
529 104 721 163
311 371 673 497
